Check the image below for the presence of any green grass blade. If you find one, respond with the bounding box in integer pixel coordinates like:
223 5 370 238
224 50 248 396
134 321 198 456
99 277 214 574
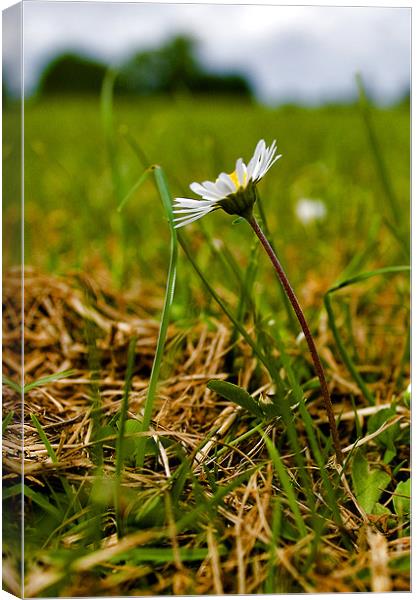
207 379 263 418
265 497 282 593
117 169 151 213
178 232 277 379
329 265 410 294
325 265 410 406
2 483 22 499
256 193 299 334
30 414 58 462
324 293 375 406
297 398 342 525
135 166 178 469
23 484 62 520
30 413 76 504
271 331 317 516
24 369 74 393
115 336 137 536
101 68 122 200
2 375 21 394
356 73 401 227
175 465 260 533
114 546 226 564
2 411 14 434
261 430 307 538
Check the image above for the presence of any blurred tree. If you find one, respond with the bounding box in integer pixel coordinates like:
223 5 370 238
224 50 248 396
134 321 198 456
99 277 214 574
116 35 252 97
38 53 107 95
37 37 253 98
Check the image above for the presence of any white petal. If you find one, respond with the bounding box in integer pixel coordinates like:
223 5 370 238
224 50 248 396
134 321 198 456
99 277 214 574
174 198 216 208
173 207 214 228
248 140 266 181
173 208 210 214
235 158 247 187
201 180 225 199
174 208 212 220
258 153 282 180
217 172 235 192
189 182 220 201
255 140 281 181
247 139 265 180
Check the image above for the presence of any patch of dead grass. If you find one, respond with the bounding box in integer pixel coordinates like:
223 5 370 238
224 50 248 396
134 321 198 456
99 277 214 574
2 267 410 595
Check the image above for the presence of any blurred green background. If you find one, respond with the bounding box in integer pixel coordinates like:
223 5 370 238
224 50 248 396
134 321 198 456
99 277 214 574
2 17 410 316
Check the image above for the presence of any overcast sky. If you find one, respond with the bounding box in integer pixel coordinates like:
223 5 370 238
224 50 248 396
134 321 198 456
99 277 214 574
4 1 411 104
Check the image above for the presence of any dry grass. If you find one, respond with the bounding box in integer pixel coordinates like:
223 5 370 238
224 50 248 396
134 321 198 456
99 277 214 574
2 267 410 596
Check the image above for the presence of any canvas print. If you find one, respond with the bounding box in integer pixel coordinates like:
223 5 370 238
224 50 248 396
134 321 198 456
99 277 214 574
2 1 411 596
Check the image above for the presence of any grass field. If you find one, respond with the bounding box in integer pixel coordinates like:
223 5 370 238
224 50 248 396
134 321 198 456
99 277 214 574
2 89 410 595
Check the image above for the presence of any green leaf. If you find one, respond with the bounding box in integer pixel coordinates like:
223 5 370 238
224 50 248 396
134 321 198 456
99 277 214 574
367 407 400 463
393 479 410 517
351 451 391 514
373 502 391 516
207 380 263 418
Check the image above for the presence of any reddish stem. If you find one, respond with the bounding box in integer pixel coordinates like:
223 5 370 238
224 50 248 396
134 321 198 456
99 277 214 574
248 215 343 465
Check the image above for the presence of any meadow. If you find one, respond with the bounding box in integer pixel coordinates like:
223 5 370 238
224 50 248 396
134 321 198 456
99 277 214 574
2 88 410 595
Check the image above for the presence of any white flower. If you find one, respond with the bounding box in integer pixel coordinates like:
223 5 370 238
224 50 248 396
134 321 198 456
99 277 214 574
295 198 327 225
173 139 282 228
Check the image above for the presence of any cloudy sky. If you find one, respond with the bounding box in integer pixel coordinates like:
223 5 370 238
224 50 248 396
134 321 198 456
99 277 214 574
4 1 411 104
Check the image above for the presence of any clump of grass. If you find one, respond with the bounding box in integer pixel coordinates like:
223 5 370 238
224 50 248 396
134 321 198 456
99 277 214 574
2 257 410 595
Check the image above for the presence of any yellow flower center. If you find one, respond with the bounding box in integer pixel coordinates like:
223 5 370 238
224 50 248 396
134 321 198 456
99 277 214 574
229 169 247 190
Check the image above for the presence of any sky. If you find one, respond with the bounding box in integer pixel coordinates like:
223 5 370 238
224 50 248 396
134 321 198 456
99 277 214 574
3 1 411 105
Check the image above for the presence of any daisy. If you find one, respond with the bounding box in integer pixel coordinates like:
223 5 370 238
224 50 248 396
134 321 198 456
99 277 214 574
172 138 343 464
173 139 282 228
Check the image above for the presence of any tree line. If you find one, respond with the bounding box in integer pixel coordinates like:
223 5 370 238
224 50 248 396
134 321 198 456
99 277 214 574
37 36 253 98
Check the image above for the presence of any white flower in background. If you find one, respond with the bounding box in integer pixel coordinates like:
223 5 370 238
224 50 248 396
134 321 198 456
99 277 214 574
173 139 282 228
295 198 327 225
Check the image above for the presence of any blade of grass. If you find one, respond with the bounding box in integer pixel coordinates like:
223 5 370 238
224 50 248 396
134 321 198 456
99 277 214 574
178 231 278 379
265 497 282 593
30 414 76 507
101 68 122 200
117 169 151 213
115 336 137 536
2 375 21 394
297 398 343 524
257 193 299 334
24 369 74 393
271 330 318 523
101 67 130 283
22 484 62 520
30 414 58 462
114 546 226 564
261 429 307 538
339 214 381 281
356 73 401 227
175 464 260 533
2 410 14 434
325 265 410 406
134 166 178 469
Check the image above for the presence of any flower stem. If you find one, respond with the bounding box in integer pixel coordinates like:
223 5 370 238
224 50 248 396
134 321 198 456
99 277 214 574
248 215 343 465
